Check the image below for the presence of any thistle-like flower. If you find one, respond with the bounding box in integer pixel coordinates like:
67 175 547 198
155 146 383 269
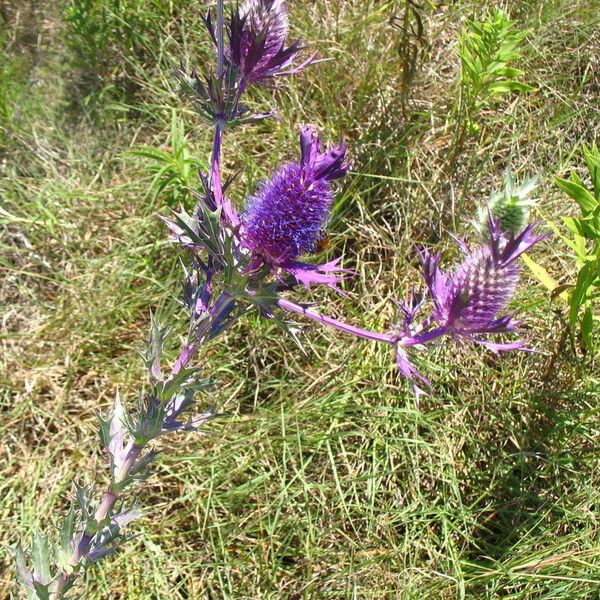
239 0 289 58
411 218 544 351
204 0 313 88
241 126 350 289
391 217 544 388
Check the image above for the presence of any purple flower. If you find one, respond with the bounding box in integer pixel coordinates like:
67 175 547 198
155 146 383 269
414 218 544 350
205 0 314 87
241 126 350 289
391 218 544 388
239 0 289 59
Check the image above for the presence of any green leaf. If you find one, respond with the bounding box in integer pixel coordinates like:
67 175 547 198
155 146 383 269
32 581 52 600
562 216 600 242
159 366 204 401
581 306 595 352
170 205 225 262
127 147 173 163
487 80 532 94
144 313 169 380
74 482 94 520
583 144 600 200
56 506 77 567
9 543 33 589
569 263 593 325
554 176 598 214
31 533 51 584
128 451 159 479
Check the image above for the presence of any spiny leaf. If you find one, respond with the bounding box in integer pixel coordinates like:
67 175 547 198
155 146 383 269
144 312 170 381
32 581 51 600
31 533 51 584
56 506 77 567
9 543 34 589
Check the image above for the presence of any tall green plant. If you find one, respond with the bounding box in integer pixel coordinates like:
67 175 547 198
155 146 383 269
456 10 531 136
553 146 600 352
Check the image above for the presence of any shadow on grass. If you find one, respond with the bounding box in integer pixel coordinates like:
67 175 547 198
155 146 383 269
464 362 599 594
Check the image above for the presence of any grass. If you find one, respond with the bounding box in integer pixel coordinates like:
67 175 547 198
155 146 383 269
1 0 599 598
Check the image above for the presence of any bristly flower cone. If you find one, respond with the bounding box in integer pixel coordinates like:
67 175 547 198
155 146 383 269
241 126 349 264
417 217 544 348
444 243 520 330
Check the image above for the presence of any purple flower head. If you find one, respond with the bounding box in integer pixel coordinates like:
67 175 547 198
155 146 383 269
241 126 349 265
239 0 289 56
221 0 314 86
392 218 544 389
416 218 544 350
240 126 351 291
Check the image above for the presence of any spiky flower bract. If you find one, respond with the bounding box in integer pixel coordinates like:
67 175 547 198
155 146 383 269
242 126 349 266
239 0 289 59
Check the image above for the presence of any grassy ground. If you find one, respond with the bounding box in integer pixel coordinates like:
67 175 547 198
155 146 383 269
1 0 599 598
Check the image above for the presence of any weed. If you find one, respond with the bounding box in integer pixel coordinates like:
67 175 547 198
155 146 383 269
126 110 207 207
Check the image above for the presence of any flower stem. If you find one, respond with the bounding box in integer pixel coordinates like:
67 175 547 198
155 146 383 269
171 291 238 377
210 118 239 226
277 298 396 345
53 444 143 597
170 342 198 377
210 118 225 207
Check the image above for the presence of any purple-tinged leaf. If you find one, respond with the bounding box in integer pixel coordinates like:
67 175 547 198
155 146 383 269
9 543 34 590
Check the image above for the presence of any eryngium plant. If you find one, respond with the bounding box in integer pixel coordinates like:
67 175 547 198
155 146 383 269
12 1 543 596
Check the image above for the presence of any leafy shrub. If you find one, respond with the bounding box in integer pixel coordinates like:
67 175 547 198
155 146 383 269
554 146 600 352
525 146 600 354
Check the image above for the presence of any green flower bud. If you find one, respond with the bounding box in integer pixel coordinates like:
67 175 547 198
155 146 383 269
478 170 539 236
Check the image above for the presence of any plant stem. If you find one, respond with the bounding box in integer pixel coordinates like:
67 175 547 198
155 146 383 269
210 117 225 208
210 117 239 227
52 288 240 596
210 0 240 227
277 297 396 344
170 291 236 377
53 444 143 597
170 342 198 377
